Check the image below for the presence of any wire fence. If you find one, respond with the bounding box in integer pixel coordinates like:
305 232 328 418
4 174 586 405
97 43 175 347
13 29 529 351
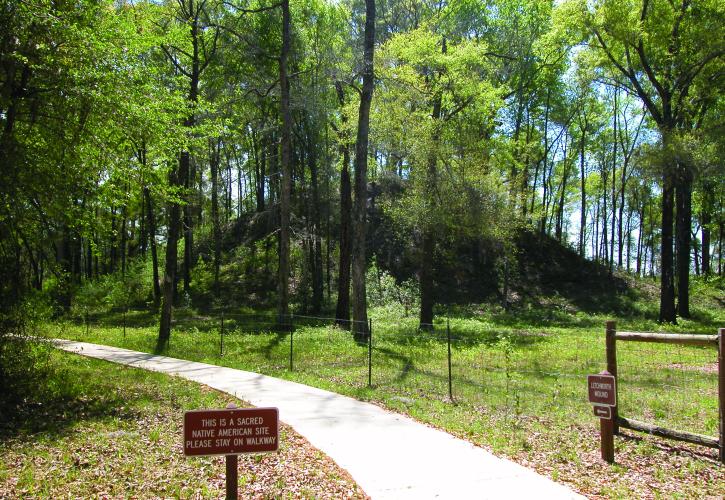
53 308 721 442
615 336 720 439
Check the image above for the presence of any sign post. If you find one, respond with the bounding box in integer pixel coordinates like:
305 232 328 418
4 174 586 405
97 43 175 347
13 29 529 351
588 371 616 463
184 404 279 499
225 451 237 500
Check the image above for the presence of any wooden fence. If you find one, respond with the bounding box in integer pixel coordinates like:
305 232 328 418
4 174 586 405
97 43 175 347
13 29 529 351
605 321 724 464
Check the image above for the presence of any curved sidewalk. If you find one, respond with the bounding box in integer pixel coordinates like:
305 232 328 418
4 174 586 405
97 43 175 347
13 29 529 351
54 340 584 500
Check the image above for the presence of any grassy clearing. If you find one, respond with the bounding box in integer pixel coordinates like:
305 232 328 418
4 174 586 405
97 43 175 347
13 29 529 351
0 343 365 499
45 300 725 498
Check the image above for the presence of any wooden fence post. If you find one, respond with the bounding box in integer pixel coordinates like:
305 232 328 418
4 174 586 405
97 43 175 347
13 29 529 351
225 402 238 499
718 327 724 464
606 320 618 436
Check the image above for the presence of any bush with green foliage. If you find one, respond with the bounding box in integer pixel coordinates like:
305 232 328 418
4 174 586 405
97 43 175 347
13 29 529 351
71 257 153 317
189 256 215 308
366 259 420 315
0 291 56 409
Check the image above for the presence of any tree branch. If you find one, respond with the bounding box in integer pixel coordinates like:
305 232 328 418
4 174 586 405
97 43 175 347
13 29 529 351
161 45 192 78
222 0 282 13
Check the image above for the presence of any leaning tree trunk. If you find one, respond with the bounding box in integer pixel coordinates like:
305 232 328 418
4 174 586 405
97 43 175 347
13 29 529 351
351 0 376 341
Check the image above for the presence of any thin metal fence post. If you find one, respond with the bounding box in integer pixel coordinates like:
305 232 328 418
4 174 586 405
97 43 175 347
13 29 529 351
220 311 225 356
123 304 127 340
368 318 372 387
85 308 89 337
718 327 724 464
289 314 294 371
447 317 453 402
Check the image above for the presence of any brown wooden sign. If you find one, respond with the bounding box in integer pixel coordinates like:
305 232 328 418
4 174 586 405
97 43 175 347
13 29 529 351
588 372 616 406
183 407 279 457
593 405 612 419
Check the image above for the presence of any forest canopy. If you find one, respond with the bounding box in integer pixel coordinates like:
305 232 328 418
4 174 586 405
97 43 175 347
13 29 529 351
1 0 723 337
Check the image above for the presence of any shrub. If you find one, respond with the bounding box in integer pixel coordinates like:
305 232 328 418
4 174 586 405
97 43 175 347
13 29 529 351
71 257 153 317
366 259 420 315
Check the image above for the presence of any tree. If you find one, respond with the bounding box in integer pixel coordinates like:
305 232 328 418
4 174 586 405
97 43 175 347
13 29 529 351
159 0 220 345
557 0 725 322
351 0 376 340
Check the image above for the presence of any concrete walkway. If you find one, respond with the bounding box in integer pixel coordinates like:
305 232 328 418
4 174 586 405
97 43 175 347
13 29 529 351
54 340 584 499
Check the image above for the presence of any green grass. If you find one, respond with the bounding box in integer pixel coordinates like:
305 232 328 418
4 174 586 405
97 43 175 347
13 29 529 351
0 342 364 498
0 344 237 498
44 296 724 498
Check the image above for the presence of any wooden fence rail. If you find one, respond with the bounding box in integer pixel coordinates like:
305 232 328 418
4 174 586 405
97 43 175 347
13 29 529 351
605 321 724 464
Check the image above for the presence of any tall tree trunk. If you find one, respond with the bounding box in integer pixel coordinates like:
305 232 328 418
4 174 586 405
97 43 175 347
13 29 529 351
144 187 161 308
625 205 633 272
701 181 713 276
601 169 608 264
335 85 352 327
536 89 550 231
555 135 569 242
617 162 627 269
120 203 127 276
692 228 700 275
594 196 600 260
419 38 446 330
159 0 203 344
609 89 617 273
718 218 723 276
351 0 375 341
236 148 243 218
86 238 93 281
308 130 323 313
675 167 691 318
159 160 184 345
659 168 676 323
109 206 117 273
183 162 194 292
210 138 221 295
636 198 644 275
578 122 587 257
277 0 292 324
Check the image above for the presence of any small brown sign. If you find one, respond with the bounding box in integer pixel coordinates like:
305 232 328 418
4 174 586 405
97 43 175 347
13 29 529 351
593 405 612 419
183 407 279 457
587 372 616 406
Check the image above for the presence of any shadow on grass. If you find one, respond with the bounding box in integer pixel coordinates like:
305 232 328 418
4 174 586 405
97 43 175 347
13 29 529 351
0 391 141 443
0 345 150 443
375 323 551 350
263 331 290 361
374 346 414 383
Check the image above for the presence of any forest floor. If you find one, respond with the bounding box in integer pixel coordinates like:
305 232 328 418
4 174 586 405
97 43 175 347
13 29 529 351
43 293 725 499
0 346 366 499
